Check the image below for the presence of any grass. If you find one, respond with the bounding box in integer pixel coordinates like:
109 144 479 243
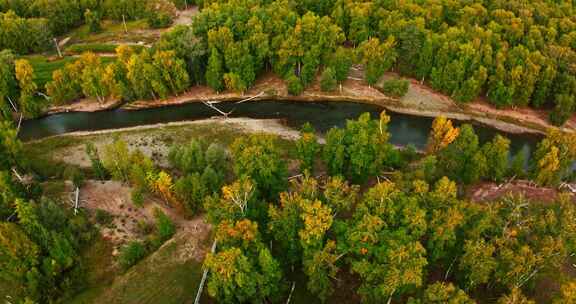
67 20 155 45
68 239 207 304
65 43 146 55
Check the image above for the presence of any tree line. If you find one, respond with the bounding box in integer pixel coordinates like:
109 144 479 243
191 0 576 125
2 0 574 125
0 0 185 53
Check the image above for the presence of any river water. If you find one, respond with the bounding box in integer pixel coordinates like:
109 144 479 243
20 101 539 156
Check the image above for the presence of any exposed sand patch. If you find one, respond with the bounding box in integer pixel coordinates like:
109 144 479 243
81 180 211 261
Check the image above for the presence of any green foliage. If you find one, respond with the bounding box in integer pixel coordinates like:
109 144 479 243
380 78 410 98
84 9 101 33
206 48 224 92
286 73 304 96
296 123 319 174
94 209 113 225
230 134 287 200
153 208 175 244
145 0 176 29
320 67 337 92
174 173 208 215
330 47 352 83
437 124 483 184
0 50 18 118
0 11 51 54
323 112 393 183
549 94 575 126
206 219 283 303
85 142 108 180
118 241 147 270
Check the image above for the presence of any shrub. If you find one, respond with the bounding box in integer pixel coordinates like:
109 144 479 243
380 78 410 98
63 167 85 188
320 67 337 92
286 74 304 96
131 188 145 207
154 209 176 243
118 241 147 270
95 209 113 226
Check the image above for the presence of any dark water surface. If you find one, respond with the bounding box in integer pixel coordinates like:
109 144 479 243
20 101 539 156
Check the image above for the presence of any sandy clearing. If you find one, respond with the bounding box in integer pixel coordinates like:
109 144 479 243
81 180 211 261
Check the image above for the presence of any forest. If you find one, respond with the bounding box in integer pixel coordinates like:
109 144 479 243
0 0 576 303
0 110 575 303
0 0 574 124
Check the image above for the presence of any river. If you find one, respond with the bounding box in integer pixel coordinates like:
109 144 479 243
20 101 540 156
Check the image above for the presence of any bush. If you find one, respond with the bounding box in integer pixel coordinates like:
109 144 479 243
95 209 113 226
63 167 85 188
131 188 145 207
146 0 177 29
154 209 176 242
320 67 337 92
118 241 147 270
380 78 410 98
286 74 304 96
549 94 575 126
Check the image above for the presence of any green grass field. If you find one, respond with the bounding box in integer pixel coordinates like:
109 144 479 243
67 20 156 45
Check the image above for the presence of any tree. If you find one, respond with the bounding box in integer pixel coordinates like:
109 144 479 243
357 37 397 85
303 240 341 302
0 120 22 170
0 50 17 118
437 124 483 184
80 52 108 103
0 222 40 297
532 129 576 186
320 67 337 92
152 50 190 95
102 138 132 182
296 123 319 173
286 73 304 96
174 173 207 215
330 47 352 87
554 281 576 304
145 0 176 29
84 9 101 33
268 192 305 266
204 247 282 303
322 127 346 176
323 175 358 214
427 116 460 154
458 239 497 288
206 218 283 303
15 59 42 118
206 48 224 92
346 182 427 302
85 142 108 180
497 288 535 304
482 135 511 182
344 111 392 183
408 282 475 304
549 94 575 126
380 79 410 98
230 134 287 200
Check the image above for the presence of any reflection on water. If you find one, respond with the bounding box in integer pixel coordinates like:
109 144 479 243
20 100 540 158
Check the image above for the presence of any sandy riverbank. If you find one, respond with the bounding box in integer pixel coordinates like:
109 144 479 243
43 71 576 135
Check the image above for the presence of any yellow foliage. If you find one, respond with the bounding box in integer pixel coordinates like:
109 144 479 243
427 116 460 153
